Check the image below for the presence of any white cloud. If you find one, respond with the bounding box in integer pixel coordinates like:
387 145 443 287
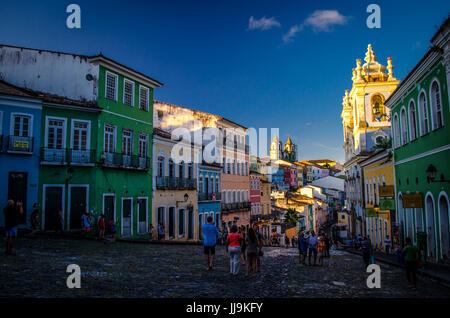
303 10 349 32
248 16 281 31
305 122 312 126
282 25 302 43
282 10 349 43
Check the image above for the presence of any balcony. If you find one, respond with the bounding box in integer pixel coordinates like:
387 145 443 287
40 148 96 165
221 201 251 212
101 152 150 171
7 135 33 153
198 192 222 201
156 176 196 190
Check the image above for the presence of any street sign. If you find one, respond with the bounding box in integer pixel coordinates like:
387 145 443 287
380 199 395 210
366 208 377 217
379 186 395 197
403 193 423 208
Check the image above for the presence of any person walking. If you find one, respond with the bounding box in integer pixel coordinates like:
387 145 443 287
240 226 247 266
361 236 372 268
252 223 263 273
324 233 331 258
317 235 326 266
4 200 23 255
307 231 318 266
384 235 391 255
30 203 40 234
226 225 243 276
245 227 260 278
402 237 420 291
81 211 90 237
202 216 221 271
297 231 307 266
98 214 106 240
148 224 154 240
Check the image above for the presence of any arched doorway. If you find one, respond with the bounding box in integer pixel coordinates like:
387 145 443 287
425 195 437 260
406 208 414 243
439 194 449 260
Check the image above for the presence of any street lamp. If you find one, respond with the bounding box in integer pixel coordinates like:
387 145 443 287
426 164 450 183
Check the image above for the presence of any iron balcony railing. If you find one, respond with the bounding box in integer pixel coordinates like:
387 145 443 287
101 152 150 170
7 135 33 153
156 176 197 190
221 201 251 212
198 192 222 201
40 148 97 164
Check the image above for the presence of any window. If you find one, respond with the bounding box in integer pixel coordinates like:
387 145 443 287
139 86 149 111
72 121 89 150
223 157 226 173
430 81 443 130
122 129 133 156
215 177 219 193
178 209 185 236
408 101 417 141
138 133 148 158
105 71 118 101
188 163 193 179
372 94 385 121
400 108 408 145
104 124 116 153
47 119 65 149
178 161 185 178
393 114 400 148
123 79 134 106
199 176 204 193
419 92 429 135
157 157 165 176
169 159 175 178
13 114 31 137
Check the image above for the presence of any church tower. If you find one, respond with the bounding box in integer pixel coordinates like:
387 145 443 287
270 136 281 161
341 44 400 160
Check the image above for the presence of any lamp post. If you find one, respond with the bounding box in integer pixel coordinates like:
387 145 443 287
426 164 450 183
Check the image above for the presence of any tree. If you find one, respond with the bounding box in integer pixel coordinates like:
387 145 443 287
283 208 299 225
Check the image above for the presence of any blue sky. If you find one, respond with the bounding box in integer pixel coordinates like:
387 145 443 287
1 0 449 163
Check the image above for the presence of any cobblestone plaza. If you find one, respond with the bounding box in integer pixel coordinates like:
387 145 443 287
1 237 449 298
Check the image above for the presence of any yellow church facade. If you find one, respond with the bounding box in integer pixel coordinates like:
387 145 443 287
341 44 399 236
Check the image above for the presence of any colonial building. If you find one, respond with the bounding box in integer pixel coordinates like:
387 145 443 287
250 170 262 224
386 17 450 262
360 149 395 251
341 44 400 236
218 118 251 230
198 161 222 238
0 44 162 238
153 128 198 241
0 81 42 229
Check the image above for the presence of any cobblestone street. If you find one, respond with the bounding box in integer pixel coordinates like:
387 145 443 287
1 237 450 298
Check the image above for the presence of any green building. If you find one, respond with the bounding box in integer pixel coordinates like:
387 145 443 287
0 45 162 239
386 18 449 262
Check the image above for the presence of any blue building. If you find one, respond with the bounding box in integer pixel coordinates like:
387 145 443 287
0 81 42 229
197 162 222 239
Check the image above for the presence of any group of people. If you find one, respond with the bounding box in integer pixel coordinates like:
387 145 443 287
297 230 331 267
202 217 264 278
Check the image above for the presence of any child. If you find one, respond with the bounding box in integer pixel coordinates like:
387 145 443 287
317 236 326 266
98 214 105 240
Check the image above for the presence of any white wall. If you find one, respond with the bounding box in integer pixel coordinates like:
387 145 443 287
311 176 345 192
0 46 98 102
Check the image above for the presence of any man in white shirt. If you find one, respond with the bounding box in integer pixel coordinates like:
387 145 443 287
307 231 318 266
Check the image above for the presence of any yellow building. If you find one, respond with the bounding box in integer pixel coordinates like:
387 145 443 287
259 174 272 242
152 128 200 241
360 149 395 252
